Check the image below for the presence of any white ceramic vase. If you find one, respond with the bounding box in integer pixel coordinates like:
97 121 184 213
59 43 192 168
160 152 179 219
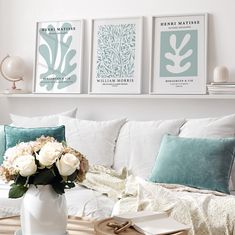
20 185 67 235
213 66 229 83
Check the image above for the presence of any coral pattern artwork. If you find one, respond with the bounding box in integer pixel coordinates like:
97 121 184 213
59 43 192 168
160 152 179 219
165 34 192 73
39 23 77 91
34 20 83 93
96 24 136 79
160 30 198 77
151 14 207 94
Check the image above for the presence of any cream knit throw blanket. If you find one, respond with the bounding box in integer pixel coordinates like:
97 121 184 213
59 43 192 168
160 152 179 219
81 165 235 235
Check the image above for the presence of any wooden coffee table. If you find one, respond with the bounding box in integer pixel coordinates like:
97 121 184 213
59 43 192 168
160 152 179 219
0 216 95 235
0 216 188 235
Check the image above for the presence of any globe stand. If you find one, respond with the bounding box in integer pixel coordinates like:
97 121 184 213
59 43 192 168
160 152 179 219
3 80 24 94
0 55 25 94
3 87 24 94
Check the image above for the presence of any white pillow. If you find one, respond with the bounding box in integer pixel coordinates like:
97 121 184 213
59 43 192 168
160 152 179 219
113 119 185 178
10 108 77 128
179 113 235 191
58 116 126 167
180 114 235 138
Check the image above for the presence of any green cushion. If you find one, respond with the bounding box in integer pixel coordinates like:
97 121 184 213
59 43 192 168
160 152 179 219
149 135 235 194
0 125 5 165
5 125 66 149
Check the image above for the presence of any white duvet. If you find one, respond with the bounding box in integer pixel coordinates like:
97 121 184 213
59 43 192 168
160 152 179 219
0 180 115 219
81 165 235 235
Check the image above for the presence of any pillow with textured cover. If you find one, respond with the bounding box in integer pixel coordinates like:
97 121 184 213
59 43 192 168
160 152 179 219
0 125 5 165
180 113 235 138
149 135 235 194
10 107 77 128
113 119 185 178
59 116 126 167
4 125 66 149
179 113 235 191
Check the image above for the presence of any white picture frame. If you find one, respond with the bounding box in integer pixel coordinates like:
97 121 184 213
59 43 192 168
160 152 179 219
150 13 208 94
33 20 84 93
89 17 143 94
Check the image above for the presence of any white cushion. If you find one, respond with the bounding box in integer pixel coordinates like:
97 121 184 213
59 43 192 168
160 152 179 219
10 108 77 127
180 114 235 138
59 116 126 167
113 119 185 178
179 113 235 191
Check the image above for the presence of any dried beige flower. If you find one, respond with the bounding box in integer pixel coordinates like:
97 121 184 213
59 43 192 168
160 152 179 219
0 166 16 182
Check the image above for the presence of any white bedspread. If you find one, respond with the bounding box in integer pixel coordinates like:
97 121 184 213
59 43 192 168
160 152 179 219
0 180 114 219
0 180 21 218
81 165 235 235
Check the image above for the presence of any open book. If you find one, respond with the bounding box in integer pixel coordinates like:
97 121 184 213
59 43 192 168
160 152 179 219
113 211 190 235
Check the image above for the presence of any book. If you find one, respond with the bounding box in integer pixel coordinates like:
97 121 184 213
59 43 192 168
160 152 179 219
209 82 235 86
207 85 235 88
113 211 190 235
207 83 235 94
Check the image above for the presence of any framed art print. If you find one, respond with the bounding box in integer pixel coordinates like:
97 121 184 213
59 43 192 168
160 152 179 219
33 20 84 93
89 17 143 94
150 13 208 94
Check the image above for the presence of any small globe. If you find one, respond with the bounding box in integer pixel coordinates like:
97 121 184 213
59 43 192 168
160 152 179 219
1 56 25 81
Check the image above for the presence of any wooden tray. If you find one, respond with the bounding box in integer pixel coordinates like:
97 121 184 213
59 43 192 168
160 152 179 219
94 218 188 235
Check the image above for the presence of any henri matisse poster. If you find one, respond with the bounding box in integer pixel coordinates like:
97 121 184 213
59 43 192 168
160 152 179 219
151 14 207 94
34 20 83 93
90 17 143 94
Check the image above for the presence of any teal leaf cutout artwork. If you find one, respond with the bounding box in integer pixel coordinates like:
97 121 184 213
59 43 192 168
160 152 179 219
160 30 198 77
39 23 77 91
165 33 192 74
96 24 136 78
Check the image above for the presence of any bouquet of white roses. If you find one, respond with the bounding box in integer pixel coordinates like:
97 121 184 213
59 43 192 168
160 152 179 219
0 136 89 198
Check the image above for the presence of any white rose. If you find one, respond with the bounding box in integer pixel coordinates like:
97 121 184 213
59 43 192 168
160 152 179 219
4 147 19 162
17 142 33 152
29 141 41 152
56 153 80 176
37 142 64 167
13 155 37 177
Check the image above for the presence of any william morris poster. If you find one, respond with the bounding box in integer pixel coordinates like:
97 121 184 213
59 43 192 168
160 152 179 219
151 14 207 94
34 20 83 93
90 17 143 94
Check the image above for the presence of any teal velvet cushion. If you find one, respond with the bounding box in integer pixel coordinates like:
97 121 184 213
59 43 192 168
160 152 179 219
149 135 235 194
0 125 6 165
5 125 66 149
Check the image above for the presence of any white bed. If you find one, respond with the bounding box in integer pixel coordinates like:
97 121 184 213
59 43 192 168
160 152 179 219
1 167 235 235
0 180 115 219
2 113 235 235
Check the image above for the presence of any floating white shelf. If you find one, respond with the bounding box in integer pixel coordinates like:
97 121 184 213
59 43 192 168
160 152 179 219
0 93 235 99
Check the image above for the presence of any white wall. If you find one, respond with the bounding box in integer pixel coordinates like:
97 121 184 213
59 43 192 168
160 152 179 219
0 0 235 123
